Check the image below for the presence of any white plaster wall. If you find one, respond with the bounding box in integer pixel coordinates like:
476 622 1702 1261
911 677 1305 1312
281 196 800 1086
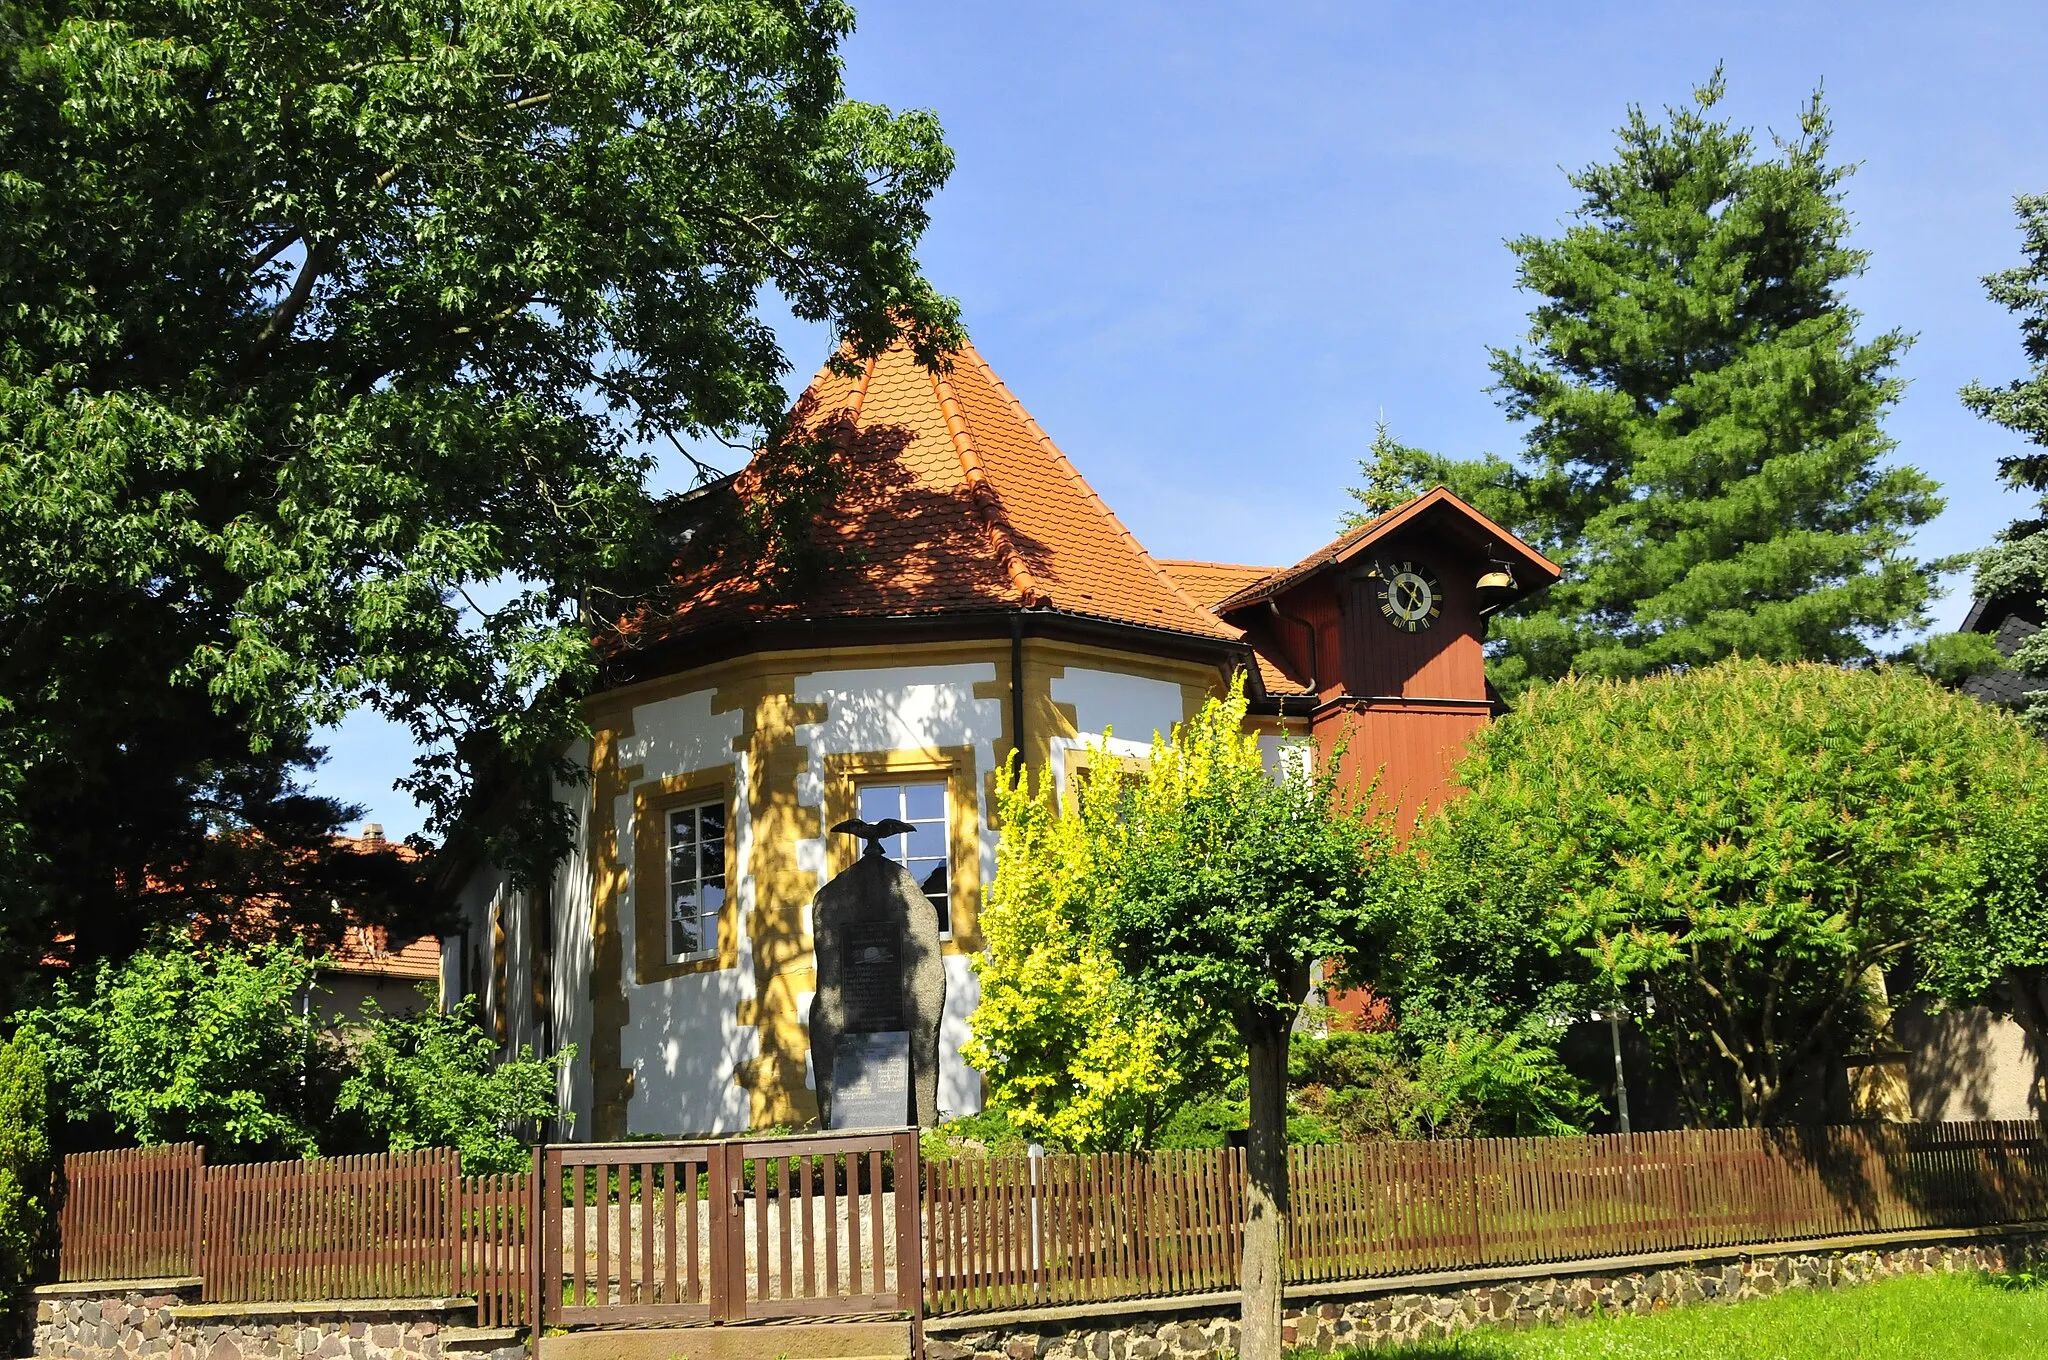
1048 667 1189 802
450 863 509 1018
793 663 1004 1116
615 692 757 1136
549 748 595 1134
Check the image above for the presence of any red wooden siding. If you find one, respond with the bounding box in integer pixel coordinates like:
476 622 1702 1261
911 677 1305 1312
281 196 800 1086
1333 556 1487 703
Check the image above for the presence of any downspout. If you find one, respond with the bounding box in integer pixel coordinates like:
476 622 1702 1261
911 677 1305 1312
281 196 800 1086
1267 599 1318 716
1010 613 1027 774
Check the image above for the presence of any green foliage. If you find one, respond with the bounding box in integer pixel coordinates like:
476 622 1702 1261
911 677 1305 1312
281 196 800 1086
1289 1024 1596 1141
1442 71 1942 696
1091 679 1398 1041
0 1031 52 1288
1341 418 1435 528
1405 658 2048 1126
16 942 329 1157
1963 193 2048 504
1900 630 2007 686
920 1107 1032 1161
1962 193 2048 721
336 994 572 1174
966 751 1236 1152
0 0 960 992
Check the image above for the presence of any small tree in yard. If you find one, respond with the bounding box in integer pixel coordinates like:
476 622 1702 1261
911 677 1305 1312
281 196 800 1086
1087 679 1398 1360
1413 658 2048 1127
338 994 572 1175
964 759 1233 1152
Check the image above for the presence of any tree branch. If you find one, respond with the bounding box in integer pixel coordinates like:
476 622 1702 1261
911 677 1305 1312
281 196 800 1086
250 237 338 354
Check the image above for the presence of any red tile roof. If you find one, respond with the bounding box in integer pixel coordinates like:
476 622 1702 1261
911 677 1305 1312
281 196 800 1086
1155 561 1312 699
1156 560 1284 610
624 338 1242 646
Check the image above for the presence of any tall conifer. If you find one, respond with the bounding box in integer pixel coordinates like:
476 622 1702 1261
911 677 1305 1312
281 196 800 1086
1459 72 1944 693
1963 193 2048 713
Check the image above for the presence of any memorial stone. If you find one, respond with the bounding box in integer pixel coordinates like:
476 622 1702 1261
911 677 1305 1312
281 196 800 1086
809 819 947 1128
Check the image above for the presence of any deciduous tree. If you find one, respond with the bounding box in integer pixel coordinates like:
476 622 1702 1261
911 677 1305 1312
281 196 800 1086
1087 681 1396 1360
1412 659 2046 1126
0 0 959 993
964 758 1231 1152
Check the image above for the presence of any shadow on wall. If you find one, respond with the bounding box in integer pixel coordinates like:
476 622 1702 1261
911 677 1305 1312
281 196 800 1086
1893 1001 2048 1123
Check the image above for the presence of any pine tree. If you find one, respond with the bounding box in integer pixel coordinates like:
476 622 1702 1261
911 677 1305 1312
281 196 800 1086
1961 193 2048 713
1341 417 1432 527
1459 71 1944 694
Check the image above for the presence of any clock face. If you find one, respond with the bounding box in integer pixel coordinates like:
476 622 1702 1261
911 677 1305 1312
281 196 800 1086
1378 561 1442 632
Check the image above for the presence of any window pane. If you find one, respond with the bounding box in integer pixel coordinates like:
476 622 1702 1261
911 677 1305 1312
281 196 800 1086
902 782 945 822
700 803 726 838
702 879 726 912
858 785 898 822
670 808 697 852
671 890 700 956
903 820 946 863
918 864 950 932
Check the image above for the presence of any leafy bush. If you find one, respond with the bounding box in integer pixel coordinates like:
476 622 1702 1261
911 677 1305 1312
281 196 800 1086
966 750 1238 1151
336 994 572 1174
16 942 329 1157
1289 1025 1596 1141
0 1031 51 1288
1402 658 2048 1126
921 1107 1033 1160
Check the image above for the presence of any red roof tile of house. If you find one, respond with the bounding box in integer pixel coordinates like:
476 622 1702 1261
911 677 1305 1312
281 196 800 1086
1156 560 1284 610
625 338 1242 646
326 924 441 980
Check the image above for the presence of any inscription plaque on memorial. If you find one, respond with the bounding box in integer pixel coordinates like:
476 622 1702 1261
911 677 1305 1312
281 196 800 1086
843 922 905 1030
830 1031 911 1129
809 817 947 1129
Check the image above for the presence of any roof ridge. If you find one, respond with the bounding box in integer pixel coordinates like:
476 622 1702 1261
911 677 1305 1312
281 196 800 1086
929 359 1043 607
848 350 879 420
1156 557 1284 571
966 346 1236 636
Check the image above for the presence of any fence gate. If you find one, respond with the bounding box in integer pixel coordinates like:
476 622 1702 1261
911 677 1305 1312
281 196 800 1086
540 1129 921 1329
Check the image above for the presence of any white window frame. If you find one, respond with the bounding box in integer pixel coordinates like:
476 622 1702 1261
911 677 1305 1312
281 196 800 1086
857 779 953 939
666 799 728 963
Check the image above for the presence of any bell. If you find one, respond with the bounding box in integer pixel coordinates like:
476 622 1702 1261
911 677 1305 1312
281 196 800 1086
1476 568 1515 592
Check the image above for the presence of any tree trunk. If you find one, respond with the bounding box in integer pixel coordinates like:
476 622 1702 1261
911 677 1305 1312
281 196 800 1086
1240 1009 1290 1360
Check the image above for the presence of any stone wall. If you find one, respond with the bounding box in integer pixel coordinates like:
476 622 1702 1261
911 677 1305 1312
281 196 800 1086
926 1232 2048 1359
28 1284 521 1360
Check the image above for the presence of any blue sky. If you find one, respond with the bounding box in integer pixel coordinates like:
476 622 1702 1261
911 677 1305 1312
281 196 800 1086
312 1 2048 840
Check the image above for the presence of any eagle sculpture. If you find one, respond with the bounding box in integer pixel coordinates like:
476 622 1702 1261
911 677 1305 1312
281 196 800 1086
831 816 916 857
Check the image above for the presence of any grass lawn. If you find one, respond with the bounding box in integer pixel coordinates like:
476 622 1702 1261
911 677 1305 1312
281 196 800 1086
1305 1270 2048 1359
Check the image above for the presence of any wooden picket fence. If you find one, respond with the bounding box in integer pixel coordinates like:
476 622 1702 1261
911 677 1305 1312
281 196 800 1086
57 1147 531 1327
922 1120 2048 1313
54 1120 2048 1328
56 1143 205 1282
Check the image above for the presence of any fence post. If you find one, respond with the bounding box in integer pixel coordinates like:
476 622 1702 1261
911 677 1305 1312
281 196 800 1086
528 1145 543 1360
188 1145 206 1282
446 1149 462 1303
893 1130 925 1359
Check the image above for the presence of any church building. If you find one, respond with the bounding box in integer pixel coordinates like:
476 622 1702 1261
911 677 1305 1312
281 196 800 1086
448 332 1558 1140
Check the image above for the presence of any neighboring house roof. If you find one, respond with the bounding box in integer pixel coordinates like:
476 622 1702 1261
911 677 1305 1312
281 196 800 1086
1961 609 2044 708
620 337 1240 649
1210 486 1562 614
326 922 442 981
